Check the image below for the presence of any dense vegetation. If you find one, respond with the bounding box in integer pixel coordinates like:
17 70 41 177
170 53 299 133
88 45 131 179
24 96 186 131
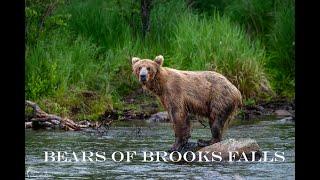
26 0 295 120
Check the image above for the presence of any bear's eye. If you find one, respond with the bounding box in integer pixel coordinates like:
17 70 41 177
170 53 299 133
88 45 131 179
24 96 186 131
147 67 151 71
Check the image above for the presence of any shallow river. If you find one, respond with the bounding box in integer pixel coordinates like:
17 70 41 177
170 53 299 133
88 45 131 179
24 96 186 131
25 117 295 179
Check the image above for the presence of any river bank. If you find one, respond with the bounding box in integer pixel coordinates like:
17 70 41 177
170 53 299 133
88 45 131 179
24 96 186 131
25 88 295 130
100 89 295 121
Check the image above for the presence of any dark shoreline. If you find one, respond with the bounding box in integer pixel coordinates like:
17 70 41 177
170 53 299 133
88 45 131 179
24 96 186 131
100 98 295 122
239 99 295 121
100 89 295 123
25 97 295 130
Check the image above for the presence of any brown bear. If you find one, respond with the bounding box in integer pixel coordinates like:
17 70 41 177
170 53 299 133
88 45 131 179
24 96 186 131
132 55 242 152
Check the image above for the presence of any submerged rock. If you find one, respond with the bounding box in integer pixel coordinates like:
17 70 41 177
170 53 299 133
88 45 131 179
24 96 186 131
274 109 292 117
278 116 295 123
147 112 169 122
25 122 32 128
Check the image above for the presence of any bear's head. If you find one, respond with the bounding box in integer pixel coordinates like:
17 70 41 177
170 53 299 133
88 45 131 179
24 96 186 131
132 55 164 84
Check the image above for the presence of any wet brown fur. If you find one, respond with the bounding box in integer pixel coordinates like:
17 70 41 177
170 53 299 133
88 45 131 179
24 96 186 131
132 55 242 151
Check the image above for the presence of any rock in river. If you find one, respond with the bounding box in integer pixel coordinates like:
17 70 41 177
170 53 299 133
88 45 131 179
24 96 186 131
274 109 292 117
170 138 262 162
147 112 169 122
197 138 261 161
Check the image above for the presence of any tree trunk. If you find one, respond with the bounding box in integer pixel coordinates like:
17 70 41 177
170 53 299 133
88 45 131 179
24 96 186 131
140 0 152 38
25 100 86 130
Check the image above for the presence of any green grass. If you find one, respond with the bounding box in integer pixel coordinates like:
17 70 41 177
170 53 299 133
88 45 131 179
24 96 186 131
169 12 271 98
224 0 275 38
25 32 114 120
224 0 295 99
64 0 135 50
25 0 294 120
266 0 295 98
26 33 105 99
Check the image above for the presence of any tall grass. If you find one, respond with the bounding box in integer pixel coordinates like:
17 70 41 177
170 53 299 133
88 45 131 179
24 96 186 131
64 0 136 51
267 0 295 98
26 33 104 99
224 0 274 38
170 12 270 98
25 31 114 119
223 0 295 99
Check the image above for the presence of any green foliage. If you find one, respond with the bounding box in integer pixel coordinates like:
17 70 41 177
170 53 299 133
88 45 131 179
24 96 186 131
188 0 231 14
267 0 295 98
26 0 70 46
25 31 114 119
243 98 256 106
37 88 113 120
224 0 275 38
25 0 294 120
64 0 140 50
223 0 295 99
26 34 104 99
169 12 270 98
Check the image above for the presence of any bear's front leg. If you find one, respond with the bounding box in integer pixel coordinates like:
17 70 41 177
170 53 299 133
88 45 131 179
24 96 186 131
168 109 190 152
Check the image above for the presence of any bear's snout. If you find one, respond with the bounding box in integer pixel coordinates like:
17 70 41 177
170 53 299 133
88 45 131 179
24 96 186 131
140 74 147 81
139 67 148 82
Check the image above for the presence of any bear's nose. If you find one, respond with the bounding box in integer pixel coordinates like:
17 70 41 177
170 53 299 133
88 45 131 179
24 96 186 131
140 74 147 81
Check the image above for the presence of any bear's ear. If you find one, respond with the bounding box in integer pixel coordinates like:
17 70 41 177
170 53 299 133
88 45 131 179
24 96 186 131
132 57 140 65
154 55 164 66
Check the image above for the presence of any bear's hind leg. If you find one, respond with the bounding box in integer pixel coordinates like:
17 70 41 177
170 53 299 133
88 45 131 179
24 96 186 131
197 112 221 147
209 116 223 144
198 105 234 147
209 105 235 145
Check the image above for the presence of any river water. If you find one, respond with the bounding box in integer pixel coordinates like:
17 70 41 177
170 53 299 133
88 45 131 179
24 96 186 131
25 117 295 179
